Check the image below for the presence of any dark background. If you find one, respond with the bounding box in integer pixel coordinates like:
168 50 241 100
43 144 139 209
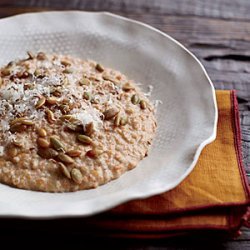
0 0 249 249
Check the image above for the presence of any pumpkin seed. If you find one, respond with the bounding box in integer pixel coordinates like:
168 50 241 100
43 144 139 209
61 60 71 67
77 134 93 145
0 77 2 86
21 120 34 126
1 68 10 76
120 116 128 126
37 52 46 60
122 82 134 91
34 69 44 77
84 122 94 136
37 128 47 137
131 94 140 105
66 123 83 133
71 168 83 184
58 153 74 164
27 51 35 59
59 162 71 179
114 114 121 126
35 96 46 109
95 63 104 72
50 136 65 151
37 138 50 148
46 97 59 105
38 148 58 159
66 150 81 157
46 109 56 123
83 91 91 100
10 117 27 125
79 78 90 86
103 108 119 120
140 100 147 109
60 115 75 121
63 68 73 74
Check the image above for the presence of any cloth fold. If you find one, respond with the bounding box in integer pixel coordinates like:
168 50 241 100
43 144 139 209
82 90 250 238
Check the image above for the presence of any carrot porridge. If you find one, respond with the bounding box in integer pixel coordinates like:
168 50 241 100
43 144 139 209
0 52 157 192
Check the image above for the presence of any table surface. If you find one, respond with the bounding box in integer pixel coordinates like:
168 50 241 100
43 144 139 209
0 0 250 249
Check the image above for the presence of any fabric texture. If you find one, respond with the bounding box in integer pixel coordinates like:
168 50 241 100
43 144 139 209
82 90 250 238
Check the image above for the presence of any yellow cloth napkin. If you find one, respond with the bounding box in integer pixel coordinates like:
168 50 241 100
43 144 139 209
80 90 250 238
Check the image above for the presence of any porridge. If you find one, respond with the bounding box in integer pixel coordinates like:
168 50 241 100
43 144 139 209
0 52 157 192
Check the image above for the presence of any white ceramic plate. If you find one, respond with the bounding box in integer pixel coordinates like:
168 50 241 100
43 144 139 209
0 11 217 218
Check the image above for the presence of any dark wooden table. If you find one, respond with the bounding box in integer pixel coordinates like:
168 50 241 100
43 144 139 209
0 0 249 249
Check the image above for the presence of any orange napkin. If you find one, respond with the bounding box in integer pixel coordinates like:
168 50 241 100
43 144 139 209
80 90 250 238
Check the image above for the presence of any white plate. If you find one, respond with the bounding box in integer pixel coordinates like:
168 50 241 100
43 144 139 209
0 11 217 218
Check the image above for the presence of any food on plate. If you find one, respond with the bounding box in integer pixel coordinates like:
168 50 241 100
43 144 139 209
0 52 157 192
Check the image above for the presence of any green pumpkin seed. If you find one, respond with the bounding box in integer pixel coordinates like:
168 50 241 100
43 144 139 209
58 153 74 164
131 94 140 105
140 100 147 109
95 63 104 72
71 168 83 184
59 162 71 179
50 136 65 151
77 134 93 145
35 96 46 109
83 92 91 100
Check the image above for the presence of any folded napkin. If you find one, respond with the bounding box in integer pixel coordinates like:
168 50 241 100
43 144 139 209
81 90 250 238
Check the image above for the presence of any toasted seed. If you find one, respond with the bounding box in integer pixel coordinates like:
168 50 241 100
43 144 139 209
95 63 104 72
59 162 71 179
52 89 62 97
84 122 94 136
86 149 103 159
120 116 128 126
21 120 34 126
37 138 50 148
27 51 35 59
114 114 121 126
1 68 11 76
50 136 65 151
60 104 70 114
71 168 83 184
38 148 58 159
83 92 91 100
67 150 81 157
37 52 46 60
102 74 118 84
140 100 147 109
63 68 73 74
131 94 140 105
103 108 119 120
60 115 74 121
61 60 71 67
34 69 44 77
37 128 47 137
35 96 46 109
77 134 93 145
46 109 56 123
10 117 27 126
46 97 59 105
0 77 3 86
122 82 134 91
79 78 91 86
58 153 74 164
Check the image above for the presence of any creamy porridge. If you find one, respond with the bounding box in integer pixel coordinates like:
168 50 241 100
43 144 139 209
0 52 157 192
